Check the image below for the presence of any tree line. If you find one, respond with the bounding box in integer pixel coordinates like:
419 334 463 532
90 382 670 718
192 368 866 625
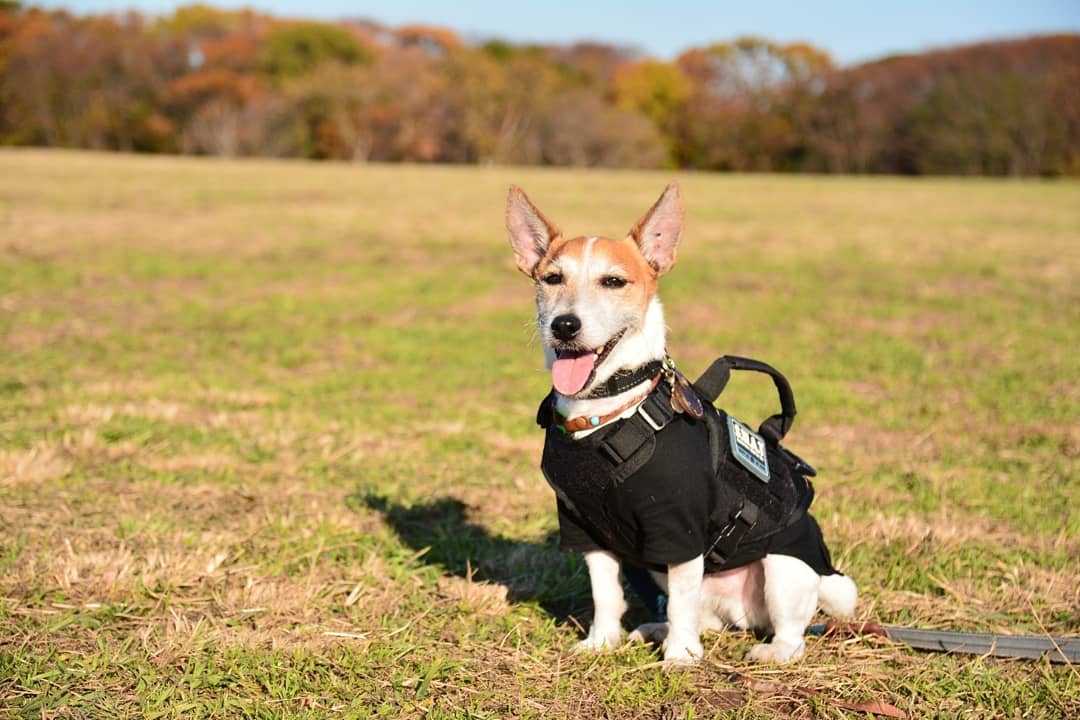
1 3 1077 175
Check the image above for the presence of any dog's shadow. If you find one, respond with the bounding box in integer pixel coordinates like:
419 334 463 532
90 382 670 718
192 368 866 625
355 491 663 626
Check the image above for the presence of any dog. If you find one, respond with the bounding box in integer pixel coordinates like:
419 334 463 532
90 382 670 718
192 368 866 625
506 182 857 664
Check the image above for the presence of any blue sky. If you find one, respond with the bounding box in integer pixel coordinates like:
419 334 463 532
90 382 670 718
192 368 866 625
44 0 1080 66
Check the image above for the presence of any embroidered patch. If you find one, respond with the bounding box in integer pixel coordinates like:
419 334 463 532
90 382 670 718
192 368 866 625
727 416 770 483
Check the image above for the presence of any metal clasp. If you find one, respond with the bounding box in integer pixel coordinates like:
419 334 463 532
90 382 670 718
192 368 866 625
637 401 666 431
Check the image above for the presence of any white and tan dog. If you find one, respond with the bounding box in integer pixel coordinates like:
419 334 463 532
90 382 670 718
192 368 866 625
506 183 856 664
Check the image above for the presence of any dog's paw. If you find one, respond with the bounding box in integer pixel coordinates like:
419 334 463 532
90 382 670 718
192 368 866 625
662 634 704 666
627 622 669 646
746 639 804 664
575 625 622 653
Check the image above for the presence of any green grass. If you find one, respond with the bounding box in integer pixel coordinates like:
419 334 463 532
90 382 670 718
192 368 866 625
1 148 1077 718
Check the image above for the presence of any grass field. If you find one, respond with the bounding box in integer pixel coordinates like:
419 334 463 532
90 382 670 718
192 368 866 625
1 149 1077 719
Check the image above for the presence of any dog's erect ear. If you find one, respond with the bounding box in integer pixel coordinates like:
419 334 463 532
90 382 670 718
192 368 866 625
628 182 684 275
506 185 561 277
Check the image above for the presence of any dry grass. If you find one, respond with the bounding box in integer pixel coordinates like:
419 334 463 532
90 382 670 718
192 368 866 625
1 149 1077 718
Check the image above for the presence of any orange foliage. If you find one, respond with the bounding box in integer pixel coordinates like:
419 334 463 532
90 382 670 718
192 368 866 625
201 30 261 71
166 68 263 106
395 24 461 53
0 4 1075 174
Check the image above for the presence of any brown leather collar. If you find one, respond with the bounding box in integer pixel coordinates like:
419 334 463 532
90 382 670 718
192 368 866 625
553 375 661 434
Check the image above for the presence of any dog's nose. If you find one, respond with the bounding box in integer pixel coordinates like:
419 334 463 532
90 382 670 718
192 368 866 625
551 314 582 341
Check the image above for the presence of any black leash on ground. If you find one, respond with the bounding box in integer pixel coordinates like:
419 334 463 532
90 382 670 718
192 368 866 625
807 620 1079 664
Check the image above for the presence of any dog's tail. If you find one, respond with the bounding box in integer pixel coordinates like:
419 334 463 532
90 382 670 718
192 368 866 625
818 572 858 618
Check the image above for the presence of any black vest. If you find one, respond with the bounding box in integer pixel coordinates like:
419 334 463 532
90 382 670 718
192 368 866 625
538 358 830 574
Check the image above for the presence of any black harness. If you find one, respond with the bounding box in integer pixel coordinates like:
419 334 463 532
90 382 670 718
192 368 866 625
537 356 824 573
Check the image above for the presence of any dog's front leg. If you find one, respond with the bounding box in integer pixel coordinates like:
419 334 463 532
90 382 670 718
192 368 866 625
577 550 627 651
662 554 705 663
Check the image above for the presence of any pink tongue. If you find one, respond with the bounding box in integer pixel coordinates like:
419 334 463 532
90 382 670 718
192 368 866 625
552 352 597 395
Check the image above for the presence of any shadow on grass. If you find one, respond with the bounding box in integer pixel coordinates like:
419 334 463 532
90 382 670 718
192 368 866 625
355 492 662 627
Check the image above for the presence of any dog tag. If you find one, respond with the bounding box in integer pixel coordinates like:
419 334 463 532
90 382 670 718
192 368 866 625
671 371 704 419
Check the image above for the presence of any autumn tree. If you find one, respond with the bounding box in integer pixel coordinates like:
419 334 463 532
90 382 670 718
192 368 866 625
541 88 666 168
395 24 461 55
0 9 185 150
260 21 370 80
805 35 1080 174
612 60 690 164
0 4 1074 175
674 37 833 170
441 45 565 164
548 41 638 88
286 46 453 161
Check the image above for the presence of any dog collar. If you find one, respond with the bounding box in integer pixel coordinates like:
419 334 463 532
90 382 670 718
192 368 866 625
554 375 661 434
583 360 665 399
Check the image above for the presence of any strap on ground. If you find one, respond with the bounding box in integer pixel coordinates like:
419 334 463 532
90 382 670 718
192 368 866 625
808 620 1079 664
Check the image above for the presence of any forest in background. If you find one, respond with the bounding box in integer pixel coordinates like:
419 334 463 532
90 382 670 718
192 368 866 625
1 2 1078 175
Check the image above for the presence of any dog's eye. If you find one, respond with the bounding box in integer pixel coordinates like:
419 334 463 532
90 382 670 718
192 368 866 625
542 272 563 285
601 276 627 289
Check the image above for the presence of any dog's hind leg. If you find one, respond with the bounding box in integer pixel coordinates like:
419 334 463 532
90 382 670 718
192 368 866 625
746 554 819 664
576 550 627 651
818 572 858 619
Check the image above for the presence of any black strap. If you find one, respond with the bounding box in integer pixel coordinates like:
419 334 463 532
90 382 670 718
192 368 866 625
695 355 797 442
536 391 555 428
705 500 760 567
598 381 674 465
584 361 664 399
539 381 674 469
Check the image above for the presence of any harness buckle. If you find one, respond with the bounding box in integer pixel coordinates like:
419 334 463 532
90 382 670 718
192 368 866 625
637 399 667 431
706 501 760 567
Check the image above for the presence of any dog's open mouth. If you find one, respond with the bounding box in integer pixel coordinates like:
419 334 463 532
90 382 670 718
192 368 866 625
551 330 625 396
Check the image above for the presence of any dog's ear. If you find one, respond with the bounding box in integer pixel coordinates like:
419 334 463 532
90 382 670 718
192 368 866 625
506 185 560 276
628 182 683 275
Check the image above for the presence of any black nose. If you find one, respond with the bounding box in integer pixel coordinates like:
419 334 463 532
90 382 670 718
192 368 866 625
551 314 582 341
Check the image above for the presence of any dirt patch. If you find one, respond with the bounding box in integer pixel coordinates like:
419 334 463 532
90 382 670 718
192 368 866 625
799 423 936 462
441 283 531 320
6 274 211 354
847 380 889 403
848 310 964 340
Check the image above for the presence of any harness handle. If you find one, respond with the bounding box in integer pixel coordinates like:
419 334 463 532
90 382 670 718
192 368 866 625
694 355 797 442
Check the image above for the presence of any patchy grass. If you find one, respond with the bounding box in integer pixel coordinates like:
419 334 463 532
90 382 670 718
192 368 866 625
1 148 1078 719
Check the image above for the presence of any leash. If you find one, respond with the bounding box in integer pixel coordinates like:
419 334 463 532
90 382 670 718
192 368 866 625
808 620 1079 664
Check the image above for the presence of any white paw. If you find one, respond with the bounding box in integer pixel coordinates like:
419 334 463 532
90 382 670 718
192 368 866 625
575 625 622 652
627 622 668 645
746 640 804 664
662 634 703 665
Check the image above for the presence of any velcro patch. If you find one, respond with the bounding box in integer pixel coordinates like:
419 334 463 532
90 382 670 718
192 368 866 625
727 416 770 483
